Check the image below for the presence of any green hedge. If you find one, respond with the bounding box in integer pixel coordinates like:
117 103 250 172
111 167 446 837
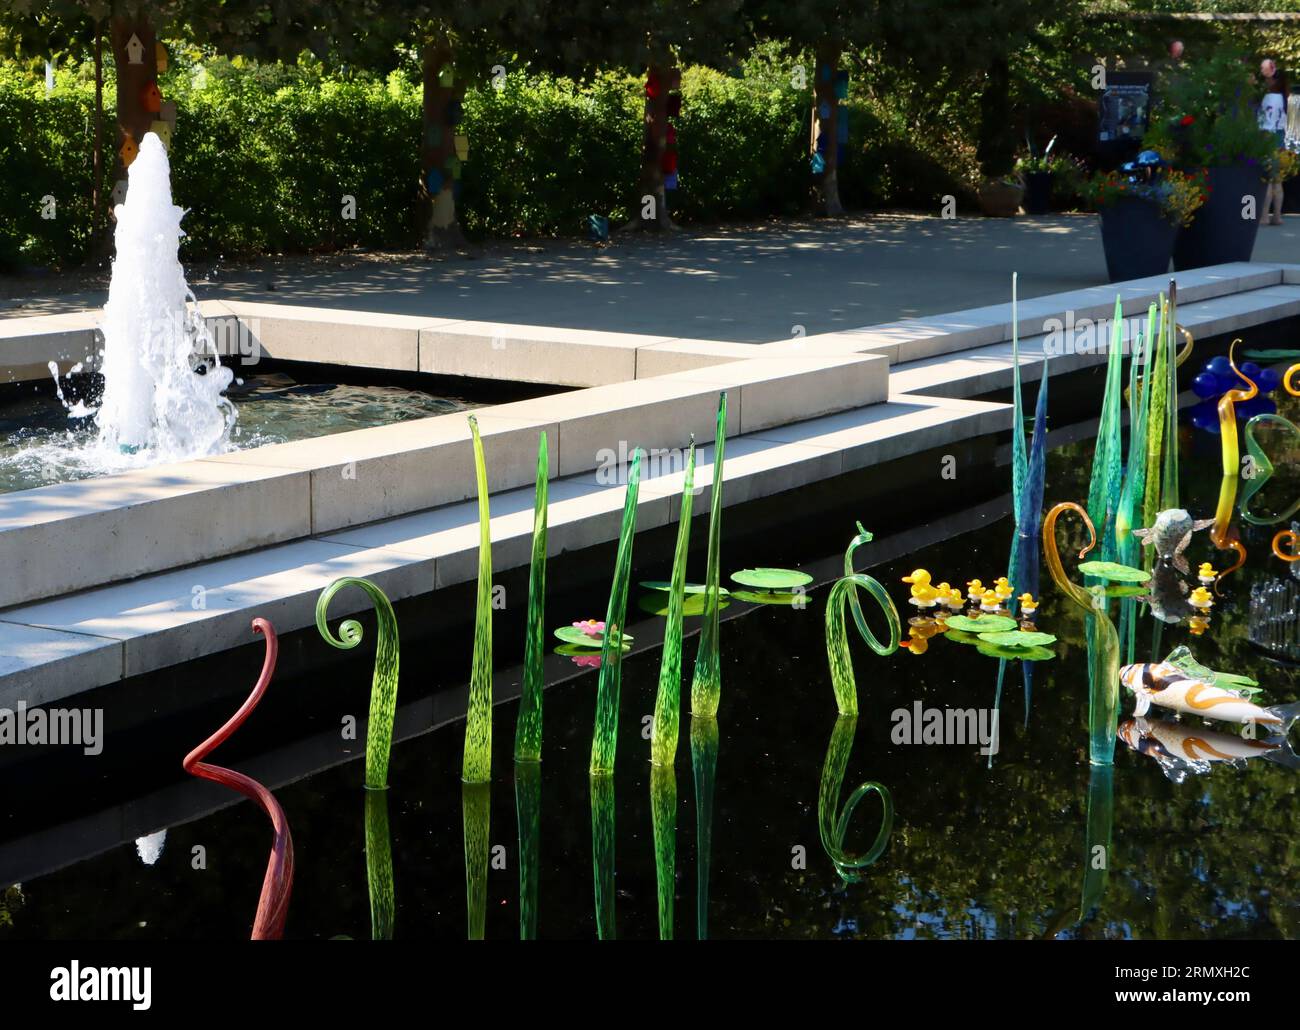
0 55 973 269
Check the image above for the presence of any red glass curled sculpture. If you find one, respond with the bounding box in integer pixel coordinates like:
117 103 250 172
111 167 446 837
182 618 294 940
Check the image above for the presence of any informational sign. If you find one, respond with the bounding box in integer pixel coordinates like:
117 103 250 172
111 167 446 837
1098 74 1153 143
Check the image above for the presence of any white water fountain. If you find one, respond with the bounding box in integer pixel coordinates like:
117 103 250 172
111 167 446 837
94 132 235 458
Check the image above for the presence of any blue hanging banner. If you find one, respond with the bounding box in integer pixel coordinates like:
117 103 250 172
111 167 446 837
810 152 825 174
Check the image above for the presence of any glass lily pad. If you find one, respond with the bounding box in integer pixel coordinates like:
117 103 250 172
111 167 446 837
1078 560 1150 583
944 629 983 645
554 625 633 648
637 592 731 618
1165 645 1260 694
942 614 1016 634
555 642 601 656
732 589 803 605
639 580 731 596
976 641 1055 662
730 568 813 590
977 630 1058 647
1104 583 1148 598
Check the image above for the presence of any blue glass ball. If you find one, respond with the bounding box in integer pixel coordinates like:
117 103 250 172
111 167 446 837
1192 372 1220 398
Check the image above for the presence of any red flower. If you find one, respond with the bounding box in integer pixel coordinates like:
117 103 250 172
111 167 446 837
1180 115 1195 127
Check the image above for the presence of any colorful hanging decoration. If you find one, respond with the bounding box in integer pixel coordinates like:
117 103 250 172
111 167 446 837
141 80 162 113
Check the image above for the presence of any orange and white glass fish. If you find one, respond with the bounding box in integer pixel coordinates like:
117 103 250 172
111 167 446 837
1120 661 1293 727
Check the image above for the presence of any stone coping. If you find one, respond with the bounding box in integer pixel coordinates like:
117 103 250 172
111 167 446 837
0 393 1006 707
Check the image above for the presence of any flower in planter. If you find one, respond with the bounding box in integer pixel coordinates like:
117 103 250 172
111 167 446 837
1180 115 1195 127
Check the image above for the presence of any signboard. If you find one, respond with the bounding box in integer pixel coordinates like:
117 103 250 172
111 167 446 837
1098 73 1153 143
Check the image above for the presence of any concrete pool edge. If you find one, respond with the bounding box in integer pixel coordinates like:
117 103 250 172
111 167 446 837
0 260 1298 702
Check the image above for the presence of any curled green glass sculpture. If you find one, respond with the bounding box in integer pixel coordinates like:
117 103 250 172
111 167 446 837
825 523 902 716
514 760 541 940
589 448 642 775
514 432 549 763
1241 413 1300 525
364 788 394 940
1043 502 1120 766
818 715 893 883
651 439 696 769
690 393 728 719
463 415 494 785
315 577 400 790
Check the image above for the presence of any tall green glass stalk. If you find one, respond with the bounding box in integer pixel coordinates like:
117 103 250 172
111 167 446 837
462 779 490 940
651 439 696 768
1161 282 1180 512
589 449 643 776
514 760 541 940
463 414 493 785
690 715 719 941
315 577 400 790
1117 308 1155 664
1079 764 1115 921
514 432 549 763
690 394 728 719
818 715 893 883
650 763 677 940
1141 295 1170 555
590 771 617 940
364 789 395 940
1086 297 1126 563
1010 273 1027 525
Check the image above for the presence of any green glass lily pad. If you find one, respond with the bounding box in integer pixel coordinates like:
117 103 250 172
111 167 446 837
732 589 803 605
976 641 1055 662
637 592 731 618
639 580 731 596
554 625 633 648
1104 583 1148 598
555 642 601 656
1078 560 1150 583
730 568 813 590
944 629 983 645
977 630 1058 647
942 614 1016 634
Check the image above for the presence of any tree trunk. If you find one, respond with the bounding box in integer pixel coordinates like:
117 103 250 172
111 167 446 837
813 45 844 217
623 64 677 231
93 24 103 223
109 15 157 207
421 41 466 251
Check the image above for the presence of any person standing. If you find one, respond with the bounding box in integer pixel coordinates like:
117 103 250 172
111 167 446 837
1259 59 1289 225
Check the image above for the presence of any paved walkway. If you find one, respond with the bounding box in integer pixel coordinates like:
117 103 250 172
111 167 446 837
4 212 1297 342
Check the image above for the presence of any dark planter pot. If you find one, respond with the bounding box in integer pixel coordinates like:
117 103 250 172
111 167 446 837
1173 162 1267 270
1023 171 1053 214
1284 175 1300 215
1098 197 1178 283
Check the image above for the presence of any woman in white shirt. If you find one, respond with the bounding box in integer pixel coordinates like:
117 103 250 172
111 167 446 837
1259 59 1289 225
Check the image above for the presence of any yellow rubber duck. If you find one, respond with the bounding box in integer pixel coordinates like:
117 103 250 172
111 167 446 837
966 578 985 601
979 589 1002 612
1017 592 1038 616
943 585 965 610
1189 587 1214 610
902 569 939 607
900 619 944 654
1188 614 1211 636
993 577 1013 602
1197 562 1217 585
